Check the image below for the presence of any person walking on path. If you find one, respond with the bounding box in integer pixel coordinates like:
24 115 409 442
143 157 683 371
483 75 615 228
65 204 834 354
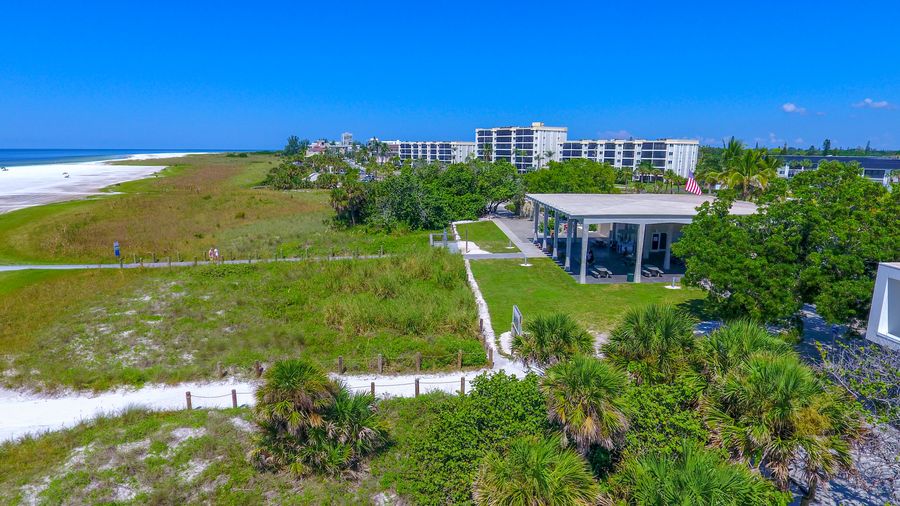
213 247 220 263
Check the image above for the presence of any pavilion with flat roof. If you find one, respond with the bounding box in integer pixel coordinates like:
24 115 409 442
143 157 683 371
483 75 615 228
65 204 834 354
526 193 757 284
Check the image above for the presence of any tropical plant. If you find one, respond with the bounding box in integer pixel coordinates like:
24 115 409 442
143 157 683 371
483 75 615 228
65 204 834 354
722 149 777 200
703 353 866 500
541 355 629 453
473 435 601 506
696 320 793 380
512 313 594 367
602 304 697 383
251 359 385 476
604 440 790 506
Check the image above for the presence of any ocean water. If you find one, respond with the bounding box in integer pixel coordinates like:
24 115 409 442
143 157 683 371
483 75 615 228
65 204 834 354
0 149 221 167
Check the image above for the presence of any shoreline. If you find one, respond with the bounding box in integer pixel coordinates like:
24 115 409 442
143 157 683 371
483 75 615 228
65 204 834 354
0 152 209 215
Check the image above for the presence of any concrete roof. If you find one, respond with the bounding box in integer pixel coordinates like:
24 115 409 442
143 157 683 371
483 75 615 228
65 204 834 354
526 193 757 224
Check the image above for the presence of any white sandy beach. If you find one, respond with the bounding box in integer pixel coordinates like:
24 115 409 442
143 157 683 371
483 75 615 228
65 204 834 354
0 152 207 214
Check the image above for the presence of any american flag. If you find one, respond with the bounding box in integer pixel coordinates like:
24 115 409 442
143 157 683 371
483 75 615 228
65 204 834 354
684 170 702 195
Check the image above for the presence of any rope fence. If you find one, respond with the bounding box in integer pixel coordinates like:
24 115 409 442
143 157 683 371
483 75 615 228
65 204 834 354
183 375 477 410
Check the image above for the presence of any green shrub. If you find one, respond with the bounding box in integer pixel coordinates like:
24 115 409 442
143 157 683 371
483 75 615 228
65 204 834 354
604 441 790 505
387 371 550 505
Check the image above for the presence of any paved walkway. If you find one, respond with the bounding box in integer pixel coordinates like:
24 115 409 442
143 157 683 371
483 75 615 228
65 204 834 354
0 254 388 272
491 216 545 258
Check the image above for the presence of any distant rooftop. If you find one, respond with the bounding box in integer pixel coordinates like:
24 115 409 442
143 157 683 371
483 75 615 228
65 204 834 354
778 155 900 170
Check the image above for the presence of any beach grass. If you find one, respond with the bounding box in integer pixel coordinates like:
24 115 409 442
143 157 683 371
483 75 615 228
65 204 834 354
470 258 705 336
0 250 484 392
0 393 456 505
0 153 428 264
455 220 519 253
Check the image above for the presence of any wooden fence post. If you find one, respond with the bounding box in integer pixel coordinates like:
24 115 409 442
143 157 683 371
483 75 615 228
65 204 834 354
254 361 263 378
415 378 420 397
194 256 198 266
337 356 344 374
457 350 463 369
139 257 144 267
377 354 383 373
488 348 494 368
460 377 465 395
167 257 171 267
119 258 124 268
185 391 192 410
231 389 237 408
415 352 422 372
370 381 375 396
479 318 483 333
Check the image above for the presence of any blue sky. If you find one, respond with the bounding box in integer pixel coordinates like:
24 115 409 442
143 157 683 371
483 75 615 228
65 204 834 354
1 1 898 149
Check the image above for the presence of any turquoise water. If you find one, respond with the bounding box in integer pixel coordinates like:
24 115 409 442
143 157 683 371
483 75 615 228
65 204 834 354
0 149 226 167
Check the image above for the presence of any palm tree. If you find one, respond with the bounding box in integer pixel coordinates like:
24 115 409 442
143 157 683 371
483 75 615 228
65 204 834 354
534 152 544 169
512 313 594 368
696 320 792 380
602 304 697 383
724 149 776 200
722 136 744 168
604 440 789 506
251 359 338 471
544 149 555 163
473 436 601 506
541 355 629 453
703 353 865 500
637 160 654 184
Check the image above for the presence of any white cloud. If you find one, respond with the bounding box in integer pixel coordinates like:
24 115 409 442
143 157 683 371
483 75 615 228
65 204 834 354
794 137 805 145
782 102 806 114
853 98 891 109
598 129 632 139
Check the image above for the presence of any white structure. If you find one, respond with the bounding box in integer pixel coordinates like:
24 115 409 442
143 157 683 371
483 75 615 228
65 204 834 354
384 141 476 164
526 193 756 284
866 263 900 350
476 122 568 172
559 139 700 178
341 132 353 147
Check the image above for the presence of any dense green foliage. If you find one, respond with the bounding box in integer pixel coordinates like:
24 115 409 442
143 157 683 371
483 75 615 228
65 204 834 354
331 160 521 230
389 372 551 505
263 153 348 190
251 359 386 476
473 436 601 506
512 313 594 367
524 159 617 193
674 161 900 323
619 377 706 459
605 441 789 505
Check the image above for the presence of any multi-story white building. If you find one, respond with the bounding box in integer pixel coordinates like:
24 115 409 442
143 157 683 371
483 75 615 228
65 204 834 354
384 140 476 164
341 132 353 147
558 139 700 178
476 122 568 172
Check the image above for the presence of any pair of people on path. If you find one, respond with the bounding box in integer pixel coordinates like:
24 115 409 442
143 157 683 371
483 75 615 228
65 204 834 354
207 247 220 262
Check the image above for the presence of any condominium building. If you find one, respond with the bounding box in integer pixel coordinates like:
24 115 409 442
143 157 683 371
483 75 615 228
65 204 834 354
559 139 700 178
341 132 353 147
384 140 477 164
476 122 568 172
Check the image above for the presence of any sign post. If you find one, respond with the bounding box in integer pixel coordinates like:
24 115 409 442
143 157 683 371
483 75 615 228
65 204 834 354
113 241 120 260
512 305 523 337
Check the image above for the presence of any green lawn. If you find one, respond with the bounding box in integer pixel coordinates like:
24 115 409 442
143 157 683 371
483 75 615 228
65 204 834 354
0 154 428 264
0 402 415 505
455 220 518 253
0 250 485 392
470 258 705 336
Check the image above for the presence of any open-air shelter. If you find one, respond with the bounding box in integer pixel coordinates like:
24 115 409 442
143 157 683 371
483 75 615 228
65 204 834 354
526 193 757 284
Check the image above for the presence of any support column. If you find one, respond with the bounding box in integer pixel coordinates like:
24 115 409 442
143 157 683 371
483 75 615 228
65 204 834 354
663 224 672 270
564 219 573 271
633 223 646 283
542 208 549 251
579 220 589 284
552 210 560 257
532 201 539 243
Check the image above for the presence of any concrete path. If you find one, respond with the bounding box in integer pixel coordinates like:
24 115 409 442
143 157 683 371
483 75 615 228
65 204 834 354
0 254 389 272
491 216 545 258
